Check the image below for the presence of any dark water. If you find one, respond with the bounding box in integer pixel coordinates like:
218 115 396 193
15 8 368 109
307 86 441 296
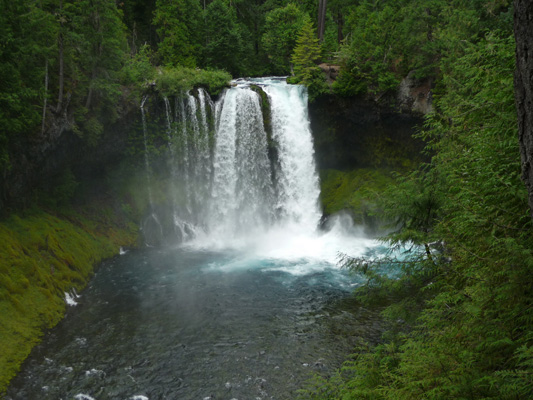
6 246 383 400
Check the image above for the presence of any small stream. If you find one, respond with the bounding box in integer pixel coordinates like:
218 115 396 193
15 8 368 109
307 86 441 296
6 241 384 400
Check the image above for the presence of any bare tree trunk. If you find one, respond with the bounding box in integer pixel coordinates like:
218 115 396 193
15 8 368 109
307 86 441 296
56 0 64 114
513 0 533 220
42 59 49 135
318 0 327 42
337 11 343 44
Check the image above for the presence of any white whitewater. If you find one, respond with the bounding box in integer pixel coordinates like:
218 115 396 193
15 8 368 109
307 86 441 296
263 80 321 232
208 86 275 239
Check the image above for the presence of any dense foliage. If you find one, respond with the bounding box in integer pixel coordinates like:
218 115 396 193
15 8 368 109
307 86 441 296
300 1 533 399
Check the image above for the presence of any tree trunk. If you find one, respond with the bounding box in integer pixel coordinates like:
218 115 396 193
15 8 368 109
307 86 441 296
513 0 533 220
318 0 327 42
42 59 48 135
56 0 64 114
337 11 343 44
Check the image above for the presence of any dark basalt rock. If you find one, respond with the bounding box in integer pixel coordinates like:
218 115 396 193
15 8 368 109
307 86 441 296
309 94 426 171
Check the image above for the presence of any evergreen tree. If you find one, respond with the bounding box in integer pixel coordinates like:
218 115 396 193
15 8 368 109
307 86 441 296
202 0 247 76
0 0 56 166
63 0 128 144
262 3 308 75
153 0 203 68
291 20 321 76
300 2 533 399
290 20 328 99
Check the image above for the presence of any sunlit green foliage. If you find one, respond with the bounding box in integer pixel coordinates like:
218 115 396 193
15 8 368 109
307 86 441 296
121 44 157 88
155 67 231 96
289 20 329 99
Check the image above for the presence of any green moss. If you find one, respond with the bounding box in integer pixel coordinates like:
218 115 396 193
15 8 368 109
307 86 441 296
154 66 231 96
320 168 394 225
0 205 138 394
249 85 272 139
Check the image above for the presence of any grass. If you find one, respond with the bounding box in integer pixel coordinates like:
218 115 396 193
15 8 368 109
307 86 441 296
0 204 138 394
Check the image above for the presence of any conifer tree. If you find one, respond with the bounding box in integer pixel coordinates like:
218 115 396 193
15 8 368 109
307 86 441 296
153 0 202 68
291 19 321 78
262 3 308 75
290 19 327 99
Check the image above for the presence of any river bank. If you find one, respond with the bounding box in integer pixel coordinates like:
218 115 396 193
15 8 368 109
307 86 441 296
0 197 138 394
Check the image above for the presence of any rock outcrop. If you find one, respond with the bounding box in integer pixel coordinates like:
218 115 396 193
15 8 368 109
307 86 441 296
309 94 426 171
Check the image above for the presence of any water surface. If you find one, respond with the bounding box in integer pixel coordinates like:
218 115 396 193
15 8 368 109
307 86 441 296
7 243 384 400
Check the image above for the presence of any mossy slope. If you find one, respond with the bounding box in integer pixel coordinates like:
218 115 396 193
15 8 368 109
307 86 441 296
0 207 137 394
320 168 393 226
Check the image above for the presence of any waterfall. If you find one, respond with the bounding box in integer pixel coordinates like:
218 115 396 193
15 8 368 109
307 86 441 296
142 78 321 246
208 86 275 239
140 95 154 208
263 82 321 231
140 96 163 245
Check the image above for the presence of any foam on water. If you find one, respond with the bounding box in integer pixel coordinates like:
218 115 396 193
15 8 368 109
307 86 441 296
188 213 380 277
74 395 96 400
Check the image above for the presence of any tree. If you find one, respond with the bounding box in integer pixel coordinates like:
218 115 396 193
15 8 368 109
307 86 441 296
153 0 203 67
261 3 308 75
0 0 56 166
290 19 328 99
514 0 533 221
302 2 533 398
332 0 443 96
317 0 327 41
291 19 321 75
202 0 247 76
62 0 127 145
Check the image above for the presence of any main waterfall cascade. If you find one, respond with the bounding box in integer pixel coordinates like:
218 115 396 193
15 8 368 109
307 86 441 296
143 77 325 248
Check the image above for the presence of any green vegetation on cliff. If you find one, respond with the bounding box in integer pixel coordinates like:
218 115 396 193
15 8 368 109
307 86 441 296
0 204 137 393
320 168 393 226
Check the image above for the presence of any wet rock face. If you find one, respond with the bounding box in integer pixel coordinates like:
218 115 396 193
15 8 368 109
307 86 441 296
308 94 425 171
397 71 434 115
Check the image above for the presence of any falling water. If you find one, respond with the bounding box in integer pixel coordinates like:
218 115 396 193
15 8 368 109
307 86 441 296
263 82 321 231
140 96 154 208
208 86 275 239
140 96 163 245
153 78 322 247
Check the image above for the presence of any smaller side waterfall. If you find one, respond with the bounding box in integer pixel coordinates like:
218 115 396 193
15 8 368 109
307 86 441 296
140 95 163 246
264 83 321 232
